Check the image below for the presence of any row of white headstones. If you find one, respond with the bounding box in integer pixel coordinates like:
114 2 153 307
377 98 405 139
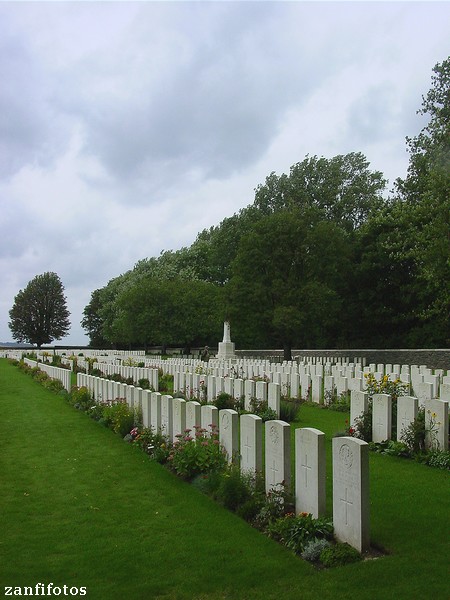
80 357 449 453
77 372 369 552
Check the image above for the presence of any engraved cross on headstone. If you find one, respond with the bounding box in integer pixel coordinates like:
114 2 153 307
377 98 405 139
301 453 312 488
244 434 251 462
270 460 279 485
340 487 353 526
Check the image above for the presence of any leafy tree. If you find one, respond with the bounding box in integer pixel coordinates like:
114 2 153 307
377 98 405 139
253 152 387 231
114 277 223 353
9 272 70 348
393 57 450 344
81 289 109 348
227 209 351 359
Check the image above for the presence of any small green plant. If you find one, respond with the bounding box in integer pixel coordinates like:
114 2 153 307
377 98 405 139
426 450 450 470
253 483 294 530
267 512 334 554
138 378 151 390
319 542 362 567
215 465 252 512
364 373 409 400
214 392 235 411
326 389 351 412
158 370 173 393
70 386 93 411
249 397 278 422
280 400 300 422
101 399 135 436
131 427 171 463
352 402 373 442
368 440 411 458
167 425 227 480
301 538 332 562
400 408 425 453
43 378 66 394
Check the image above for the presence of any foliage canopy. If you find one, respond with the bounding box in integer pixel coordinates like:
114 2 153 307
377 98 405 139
9 272 70 347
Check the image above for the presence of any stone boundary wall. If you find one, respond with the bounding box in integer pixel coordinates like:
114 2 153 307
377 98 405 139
234 349 450 370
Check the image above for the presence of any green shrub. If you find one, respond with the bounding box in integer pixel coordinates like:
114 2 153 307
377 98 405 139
280 400 300 422
132 427 171 463
400 408 426 453
32 369 49 383
167 425 227 480
319 542 362 567
325 390 351 412
111 373 125 383
352 402 373 442
70 386 93 411
214 392 235 411
249 398 278 422
254 484 293 530
43 378 65 394
301 538 332 562
368 439 411 457
216 466 252 512
191 471 224 497
158 370 173 393
267 512 333 554
102 400 135 436
138 378 151 390
424 450 450 470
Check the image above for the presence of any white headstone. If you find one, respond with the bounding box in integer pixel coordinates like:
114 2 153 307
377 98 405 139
265 420 291 493
219 409 239 463
424 398 449 451
172 397 187 442
372 393 392 442
397 396 418 441
295 427 326 518
240 414 263 474
161 395 173 440
244 379 256 411
201 404 219 435
142 389 152 428
150 391 162 433
440 383 450 401
186 401 201 436
350 390 369 428
332 436 370 552
311 375 323 404
268 382 281 417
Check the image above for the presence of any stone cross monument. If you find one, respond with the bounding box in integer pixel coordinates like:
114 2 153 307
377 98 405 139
217 321 236 360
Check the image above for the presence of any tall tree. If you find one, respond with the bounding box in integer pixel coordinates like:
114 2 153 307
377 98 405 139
394 57 450 344
227 209 351 359
114 277 223 353
80 289 109 348
253 152 387 231
9 272 70 348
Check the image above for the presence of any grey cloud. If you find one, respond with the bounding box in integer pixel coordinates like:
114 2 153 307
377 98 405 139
55 3 334 196
0 26 69 178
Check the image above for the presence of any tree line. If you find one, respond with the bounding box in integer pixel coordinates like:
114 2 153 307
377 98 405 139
9 59 450 356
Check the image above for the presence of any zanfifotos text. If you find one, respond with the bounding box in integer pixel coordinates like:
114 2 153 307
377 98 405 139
4 584 87 596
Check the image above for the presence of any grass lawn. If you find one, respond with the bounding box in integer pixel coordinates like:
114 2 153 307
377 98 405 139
0 359 448 600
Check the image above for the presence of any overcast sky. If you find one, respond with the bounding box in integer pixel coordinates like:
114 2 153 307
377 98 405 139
0 1 448 346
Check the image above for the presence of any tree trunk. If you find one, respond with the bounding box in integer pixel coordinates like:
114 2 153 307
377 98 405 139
283 343 292 362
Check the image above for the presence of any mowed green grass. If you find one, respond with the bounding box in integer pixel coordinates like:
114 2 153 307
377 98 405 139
0 359 448 600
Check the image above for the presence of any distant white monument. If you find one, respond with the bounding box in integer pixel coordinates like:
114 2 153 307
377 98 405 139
217 321 236 360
